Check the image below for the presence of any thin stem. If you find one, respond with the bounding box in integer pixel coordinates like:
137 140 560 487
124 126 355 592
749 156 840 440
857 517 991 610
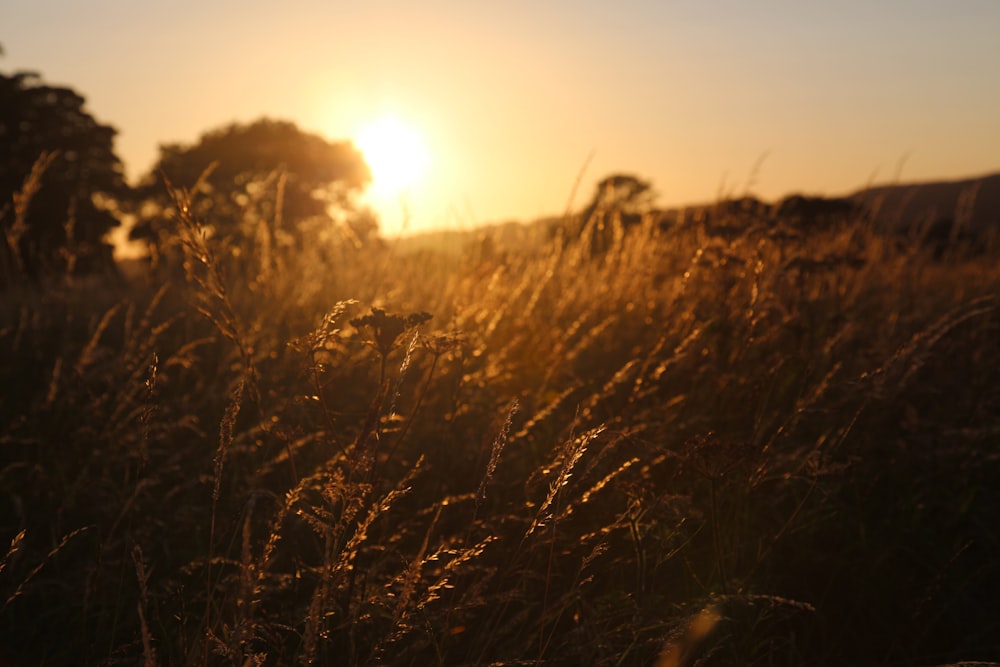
709 477 729 595
384 352 440 469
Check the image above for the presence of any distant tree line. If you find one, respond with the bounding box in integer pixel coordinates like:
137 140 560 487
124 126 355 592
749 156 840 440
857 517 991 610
561 170 1000 259
557 172 865 257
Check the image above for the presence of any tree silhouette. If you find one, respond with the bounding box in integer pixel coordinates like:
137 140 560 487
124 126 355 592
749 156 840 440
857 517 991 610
0 69 126 284
581 173 655 223
564 173 656 256
130 118 372 251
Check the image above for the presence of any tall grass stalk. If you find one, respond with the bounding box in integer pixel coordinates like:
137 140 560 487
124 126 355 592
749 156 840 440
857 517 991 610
2 172 1000 665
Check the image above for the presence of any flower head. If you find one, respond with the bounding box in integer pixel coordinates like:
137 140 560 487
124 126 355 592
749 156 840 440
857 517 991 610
350 307 432 357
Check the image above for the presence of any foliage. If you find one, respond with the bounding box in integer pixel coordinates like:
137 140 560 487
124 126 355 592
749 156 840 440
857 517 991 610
564 173 657 256
582 173 655 220
1 168 1000 667
129 118 372 252
0 69 126 284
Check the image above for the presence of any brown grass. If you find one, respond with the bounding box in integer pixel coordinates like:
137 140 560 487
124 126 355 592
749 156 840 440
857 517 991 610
1 179 999 665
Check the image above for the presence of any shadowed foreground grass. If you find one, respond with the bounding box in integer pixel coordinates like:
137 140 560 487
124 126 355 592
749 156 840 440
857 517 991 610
1 192 999 666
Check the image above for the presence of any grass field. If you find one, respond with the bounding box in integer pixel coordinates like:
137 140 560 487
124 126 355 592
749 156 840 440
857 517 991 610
2 186 999 666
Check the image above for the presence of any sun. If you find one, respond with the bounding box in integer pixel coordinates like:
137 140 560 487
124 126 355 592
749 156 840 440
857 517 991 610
356 114 430 196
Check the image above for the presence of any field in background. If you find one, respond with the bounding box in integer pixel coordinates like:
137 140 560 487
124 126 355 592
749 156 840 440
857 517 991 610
2 189 999 666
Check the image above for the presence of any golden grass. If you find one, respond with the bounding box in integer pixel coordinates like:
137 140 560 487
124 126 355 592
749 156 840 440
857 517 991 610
1 180 999 665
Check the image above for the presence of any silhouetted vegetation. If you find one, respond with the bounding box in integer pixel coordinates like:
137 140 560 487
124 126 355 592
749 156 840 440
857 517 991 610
2 68 1000 667
130 118 376 266
0 69 126 285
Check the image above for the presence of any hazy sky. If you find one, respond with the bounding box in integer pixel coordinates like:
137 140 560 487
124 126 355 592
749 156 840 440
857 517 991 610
4 0 1000 234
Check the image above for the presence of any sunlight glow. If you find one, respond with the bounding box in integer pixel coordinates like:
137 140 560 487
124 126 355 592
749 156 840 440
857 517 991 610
356 114 430 197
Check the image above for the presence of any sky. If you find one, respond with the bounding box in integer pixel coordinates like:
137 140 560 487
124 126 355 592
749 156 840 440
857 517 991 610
4 0 1000 236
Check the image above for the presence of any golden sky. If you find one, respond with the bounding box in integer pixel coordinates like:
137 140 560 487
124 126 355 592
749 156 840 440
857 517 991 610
5 0 1000 235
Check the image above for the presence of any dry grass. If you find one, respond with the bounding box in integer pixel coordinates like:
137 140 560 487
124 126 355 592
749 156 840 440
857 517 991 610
1 179 999 666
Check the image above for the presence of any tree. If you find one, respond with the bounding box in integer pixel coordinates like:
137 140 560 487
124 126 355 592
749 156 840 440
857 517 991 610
130 118 372 251
581 173 655 224
561 173 657 256
0 69 126 284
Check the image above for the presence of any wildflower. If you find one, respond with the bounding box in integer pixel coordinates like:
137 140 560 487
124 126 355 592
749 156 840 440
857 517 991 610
350 307 432 358
420 331 464 356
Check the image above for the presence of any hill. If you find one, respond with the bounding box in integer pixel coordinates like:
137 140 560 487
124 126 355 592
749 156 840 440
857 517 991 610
851 171 1000 233
394 170 1000 253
